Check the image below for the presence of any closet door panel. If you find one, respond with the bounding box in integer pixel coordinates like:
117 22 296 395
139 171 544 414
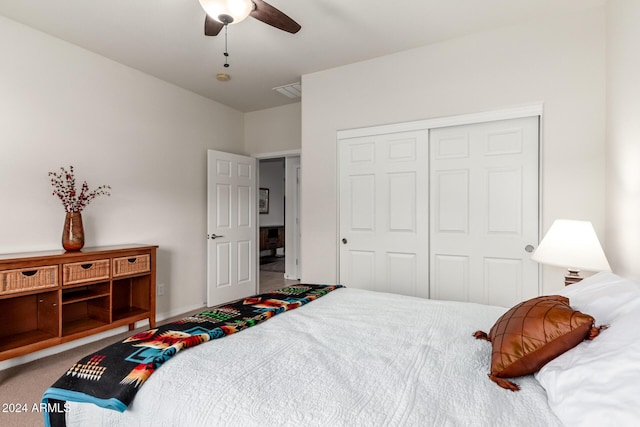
339 131 429 297
430 116 539 307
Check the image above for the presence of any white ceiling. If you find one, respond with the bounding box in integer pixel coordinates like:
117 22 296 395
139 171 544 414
0 0 604 112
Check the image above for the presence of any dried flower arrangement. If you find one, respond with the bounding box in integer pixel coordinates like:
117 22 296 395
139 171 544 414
49 166 111 213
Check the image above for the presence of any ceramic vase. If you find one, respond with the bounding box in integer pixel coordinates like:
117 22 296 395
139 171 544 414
62 212 84 251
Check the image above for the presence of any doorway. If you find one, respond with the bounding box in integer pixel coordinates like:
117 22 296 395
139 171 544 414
258 154 301 292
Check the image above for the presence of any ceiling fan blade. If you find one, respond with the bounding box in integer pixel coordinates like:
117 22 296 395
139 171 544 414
204 15 224 36
250 0 301 34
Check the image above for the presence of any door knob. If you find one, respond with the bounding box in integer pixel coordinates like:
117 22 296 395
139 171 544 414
342 238 348 244
208 234 224 240
525 244 534 253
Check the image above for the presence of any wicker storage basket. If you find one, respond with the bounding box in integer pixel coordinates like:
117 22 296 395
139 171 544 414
63 259 110 285
0 265 59 295
113 254 150 277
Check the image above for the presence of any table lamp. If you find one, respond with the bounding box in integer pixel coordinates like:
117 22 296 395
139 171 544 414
531 219 611 286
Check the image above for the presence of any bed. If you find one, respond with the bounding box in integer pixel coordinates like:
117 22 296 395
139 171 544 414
44 273 640 426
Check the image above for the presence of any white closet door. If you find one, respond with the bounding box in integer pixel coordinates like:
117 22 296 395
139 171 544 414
429 117 539 307
338 131 429 297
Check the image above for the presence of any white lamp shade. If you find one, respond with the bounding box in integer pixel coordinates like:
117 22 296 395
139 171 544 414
199 0 253 24
531 219 611 272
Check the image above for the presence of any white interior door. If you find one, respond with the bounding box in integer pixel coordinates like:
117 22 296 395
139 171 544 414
429 116 539 307
296 166 301 278
339 131 429 297
284 156 301 280
207 150 257 307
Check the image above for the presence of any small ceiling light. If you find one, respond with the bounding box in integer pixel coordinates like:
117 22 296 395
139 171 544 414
199 0 253 25
273 82 301 99
216 73 231 82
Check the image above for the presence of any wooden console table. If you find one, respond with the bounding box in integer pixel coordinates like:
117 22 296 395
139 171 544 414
0 244 157 361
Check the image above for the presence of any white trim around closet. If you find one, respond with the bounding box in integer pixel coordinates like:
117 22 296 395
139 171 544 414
336 103 543 139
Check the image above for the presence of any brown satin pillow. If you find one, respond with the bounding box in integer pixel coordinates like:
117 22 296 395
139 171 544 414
474 295 602 391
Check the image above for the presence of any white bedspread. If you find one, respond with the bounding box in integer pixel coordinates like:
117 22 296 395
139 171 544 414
66 288 562 426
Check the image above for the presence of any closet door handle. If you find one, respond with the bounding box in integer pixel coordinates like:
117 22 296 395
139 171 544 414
208 234 224 240
525 245 534 253
342 238 348 244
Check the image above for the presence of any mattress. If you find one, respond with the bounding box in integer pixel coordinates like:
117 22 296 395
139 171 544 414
63 287 562 426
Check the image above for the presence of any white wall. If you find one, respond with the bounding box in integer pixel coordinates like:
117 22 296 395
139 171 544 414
301 7 606 295
245 102 301 156
606 0 640 280
259 158 285 227
0 17 245 322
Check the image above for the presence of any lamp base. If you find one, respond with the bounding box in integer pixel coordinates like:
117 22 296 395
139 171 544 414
564 269 583 286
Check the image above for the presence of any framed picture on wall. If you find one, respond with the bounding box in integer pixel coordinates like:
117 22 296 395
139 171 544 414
259 188 269 214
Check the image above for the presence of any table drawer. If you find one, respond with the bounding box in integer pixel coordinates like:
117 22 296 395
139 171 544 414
113 254 150 277
63 260 110 285
0 265 59 295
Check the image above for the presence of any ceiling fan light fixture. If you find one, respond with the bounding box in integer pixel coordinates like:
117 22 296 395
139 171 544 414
199 0 253 25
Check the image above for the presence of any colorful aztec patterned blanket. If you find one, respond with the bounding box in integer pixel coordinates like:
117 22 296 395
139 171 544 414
42 284 342 427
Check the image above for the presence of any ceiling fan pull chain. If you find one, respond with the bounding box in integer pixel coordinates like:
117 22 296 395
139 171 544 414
223 24 230 68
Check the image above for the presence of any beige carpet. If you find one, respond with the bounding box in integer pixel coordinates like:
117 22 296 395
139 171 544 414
0 327 142 427
0 272 297 427
0 305 205 427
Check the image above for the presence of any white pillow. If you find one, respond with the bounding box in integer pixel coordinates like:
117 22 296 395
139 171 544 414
535 272 640 426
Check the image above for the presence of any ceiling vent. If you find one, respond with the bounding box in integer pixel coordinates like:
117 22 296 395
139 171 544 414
273 82 301 99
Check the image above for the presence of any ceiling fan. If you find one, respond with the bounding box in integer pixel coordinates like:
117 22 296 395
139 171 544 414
199 0 301 36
